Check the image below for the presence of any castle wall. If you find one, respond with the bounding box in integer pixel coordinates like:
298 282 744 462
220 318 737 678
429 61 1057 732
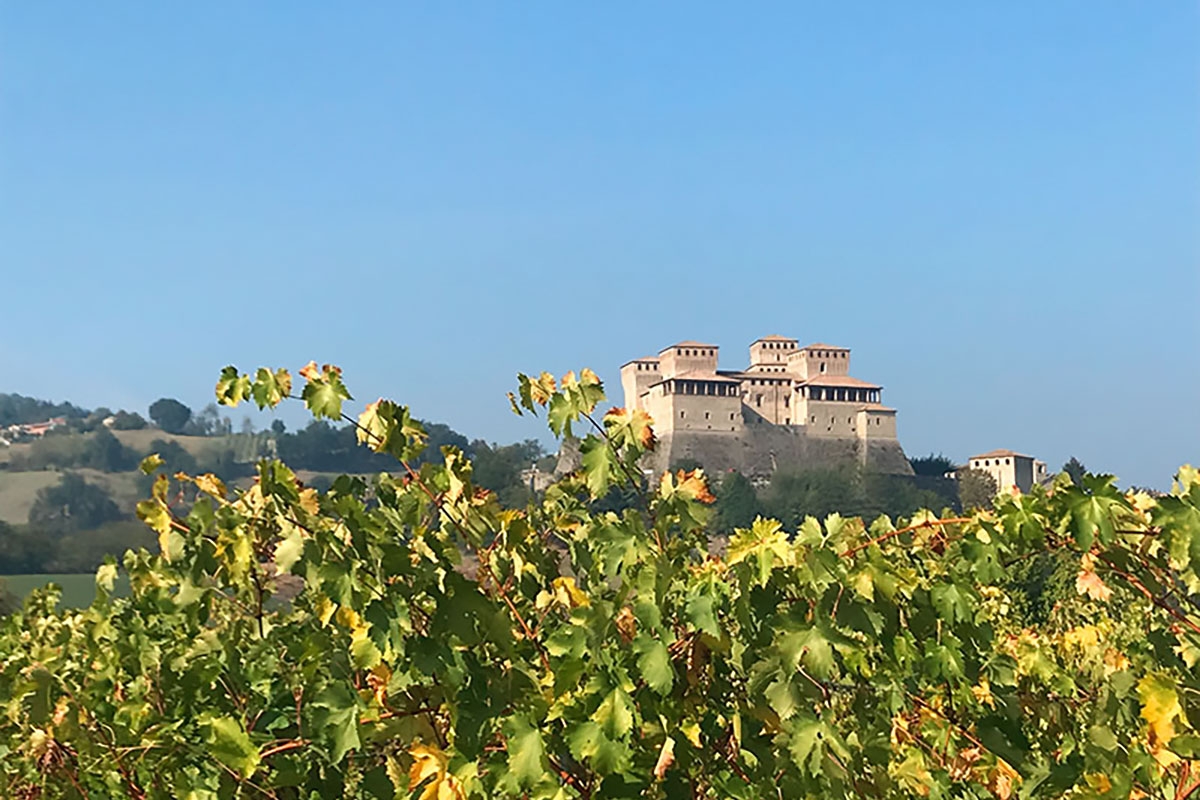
856 408 897 440
643 389 743 434
798 400 865 438
648 424 913 480
740 375 794 425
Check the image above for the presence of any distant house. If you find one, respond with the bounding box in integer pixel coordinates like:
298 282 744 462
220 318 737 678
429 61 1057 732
3 416 68 442
962 449 1049 495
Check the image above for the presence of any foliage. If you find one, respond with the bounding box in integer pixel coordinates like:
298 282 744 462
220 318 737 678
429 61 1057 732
958 468 999 511
0 393 87 428
81 428 139 472
0 519 56 574
185 403 235 437
909 453 957 477
1 364 1199 799
1064 457 1088 488
110 410 149 431
149 397 193 435
713 470 760 533
0 578 16 616
27 472 124 533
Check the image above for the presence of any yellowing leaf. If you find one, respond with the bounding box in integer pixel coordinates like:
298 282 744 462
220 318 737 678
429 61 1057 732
653 736 675 779
315 596 337 627
194 473 228 502
298 487 321 515
409 742 464 800
1138 672 1185 766
299 361 320 382
989 759 1020 800
552 576 590 608
674 470 716 505
1076 554 1112 602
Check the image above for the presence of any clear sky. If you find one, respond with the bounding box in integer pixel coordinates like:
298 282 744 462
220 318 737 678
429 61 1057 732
2 4 1197 488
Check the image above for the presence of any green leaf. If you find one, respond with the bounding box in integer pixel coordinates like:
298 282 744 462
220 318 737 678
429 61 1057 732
300 363 352 420
788 716 825 776
579 436 614 499
777 623 836 680
251 367 292 409
503 715 546 789
567 721 630 774
633 634 674 695
274 526 304 574
139 453 165 475
685 593 720 638
1063 479 1123 549
204 715 260 778
930 582 974 625
311 683 360 762
592 688 634 739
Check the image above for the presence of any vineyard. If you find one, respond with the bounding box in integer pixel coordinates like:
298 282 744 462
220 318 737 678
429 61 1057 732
1 363 1197 799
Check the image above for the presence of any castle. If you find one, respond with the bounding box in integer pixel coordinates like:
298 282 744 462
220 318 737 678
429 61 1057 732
620 336 913 479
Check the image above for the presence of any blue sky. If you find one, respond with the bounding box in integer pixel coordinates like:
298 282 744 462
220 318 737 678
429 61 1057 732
2 4 1197 488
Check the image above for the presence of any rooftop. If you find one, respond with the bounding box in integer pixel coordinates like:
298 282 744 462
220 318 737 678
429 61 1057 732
755 334 798 342
800 342 850 351
659 369 741 383
797 375 881 388
970 449 1033 460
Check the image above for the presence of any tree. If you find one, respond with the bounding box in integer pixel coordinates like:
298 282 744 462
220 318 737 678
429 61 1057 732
908 452 956 476
81 428 136 472
1064 456 1088 487
957 466 998 511
1 364 1198 798
270 419 287 436
713 470 760 532
0 520 55 574
148 397 192 434
765 467 861 527
26 473 123 532
109 410 148 430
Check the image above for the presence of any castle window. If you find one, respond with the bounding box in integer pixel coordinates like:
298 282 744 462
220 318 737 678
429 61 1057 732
820 362 827 373
730 413 735 420
784 396 789 408
680 411 686 418
811 415 817 423
755 395 762 407
1005 458 1010 465
784 418 790 425
704 411 710 420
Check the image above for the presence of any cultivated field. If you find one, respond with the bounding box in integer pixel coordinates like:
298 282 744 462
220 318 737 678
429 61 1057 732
0 468 143 524
1 572 129 609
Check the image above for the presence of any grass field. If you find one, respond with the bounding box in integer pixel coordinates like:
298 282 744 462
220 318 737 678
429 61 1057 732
0 467 144 524
0 572 130 609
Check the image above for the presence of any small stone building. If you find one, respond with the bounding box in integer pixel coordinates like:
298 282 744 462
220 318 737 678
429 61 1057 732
964 450 1049 495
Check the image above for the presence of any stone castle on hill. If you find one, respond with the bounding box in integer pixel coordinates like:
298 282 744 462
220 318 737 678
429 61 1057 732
620 335 913 479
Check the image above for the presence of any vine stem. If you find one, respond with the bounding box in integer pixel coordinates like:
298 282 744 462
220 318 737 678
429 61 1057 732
840 518 971 558
1094 553 1200 635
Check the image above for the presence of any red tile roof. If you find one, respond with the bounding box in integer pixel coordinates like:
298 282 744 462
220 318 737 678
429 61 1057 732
797 375 880 388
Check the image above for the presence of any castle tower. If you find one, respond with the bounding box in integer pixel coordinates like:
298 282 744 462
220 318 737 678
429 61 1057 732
620 357 661 411
787 343 850 380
